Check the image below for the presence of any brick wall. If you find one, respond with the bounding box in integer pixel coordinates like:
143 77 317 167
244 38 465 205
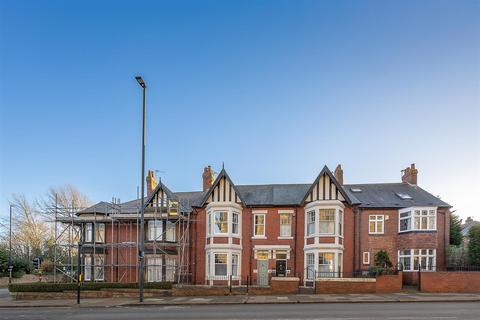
420 272 480 293
315 278 376 294
376 272 403 293
270 277 299 294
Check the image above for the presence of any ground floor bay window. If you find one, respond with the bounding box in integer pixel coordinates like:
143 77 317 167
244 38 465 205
146 255 177 282
205 250 241 284
398 249 436 271
304 250 343 280
82 254 105 282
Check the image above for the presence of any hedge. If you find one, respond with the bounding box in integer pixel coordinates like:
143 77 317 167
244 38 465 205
8 281 172 292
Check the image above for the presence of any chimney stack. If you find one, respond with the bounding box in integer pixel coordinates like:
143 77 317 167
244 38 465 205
401 163 418 185
146 170 158 196
334 164 344 185
202 166 214 191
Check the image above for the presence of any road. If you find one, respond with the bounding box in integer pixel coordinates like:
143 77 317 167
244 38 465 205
0 302 479 320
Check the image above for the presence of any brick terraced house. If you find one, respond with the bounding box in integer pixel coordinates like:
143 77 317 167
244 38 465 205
73 163 450 286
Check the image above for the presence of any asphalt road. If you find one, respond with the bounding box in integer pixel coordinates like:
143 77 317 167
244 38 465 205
0 302 479 320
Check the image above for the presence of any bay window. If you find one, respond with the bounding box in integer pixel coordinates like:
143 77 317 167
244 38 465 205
166 221 175 241
147 256 162 282
399 207 436 232
84 255 92 281
85 223 93 242
231 254 239 276
94 254 105 281
306 253 315 280
319 209 335 234
338 210 343 237
95 223 105 243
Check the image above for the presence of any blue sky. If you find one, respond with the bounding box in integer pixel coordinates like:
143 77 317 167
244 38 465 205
0 1 479 220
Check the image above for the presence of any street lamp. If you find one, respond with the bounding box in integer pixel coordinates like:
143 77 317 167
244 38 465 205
8 205 14 284
135 75 147 302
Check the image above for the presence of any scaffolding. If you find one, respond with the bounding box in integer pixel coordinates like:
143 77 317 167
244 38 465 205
51 192 192 284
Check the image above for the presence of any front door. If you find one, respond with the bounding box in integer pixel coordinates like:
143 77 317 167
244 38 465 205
276 260 286 277
257 260 269 286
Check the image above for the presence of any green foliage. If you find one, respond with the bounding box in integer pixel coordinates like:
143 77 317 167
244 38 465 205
468 225 480 266
8 281 172 292
374 250 393 268
447 245 469 266
450 213 464 246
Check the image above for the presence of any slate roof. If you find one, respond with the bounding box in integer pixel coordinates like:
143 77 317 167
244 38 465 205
79 180 450 214
461 220 480 237
343 183 450 208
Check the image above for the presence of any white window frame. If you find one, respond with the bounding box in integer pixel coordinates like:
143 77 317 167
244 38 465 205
232 212 239 235
214 253 228 276
398 249 436 272
148 220 163 241
166 220 175 241
318 252 336 277
398 207 437 233
147 256 162 282
207 212 212 236
84 255 92 281
369 215 384 234
306 253 315 280
253 213 266 238
231 254 239 277
363 252 370 265
85 223 93 243
307 211 315 236
214 211 228 234
94 254 105 281
318 209 335 235
95 223 105 243
338 210 343 237
279 213 292 237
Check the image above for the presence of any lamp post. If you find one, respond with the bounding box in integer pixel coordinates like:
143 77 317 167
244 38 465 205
135 75 147 302
8 205 13 284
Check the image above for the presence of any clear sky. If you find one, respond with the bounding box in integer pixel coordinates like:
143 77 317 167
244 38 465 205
0 1 479 220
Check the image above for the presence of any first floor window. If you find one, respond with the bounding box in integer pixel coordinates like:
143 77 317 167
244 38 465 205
84 255 92 281
214 212 228 234
369 215 384 234
279 213 291 237
338 210 343 236
319 209 335 234
85 223 93 242
207 253 211 277
399 211 411 231
166 221 175 241
307 211 315 236
306 253 315 280
232 212 239 235
399 208 436 232
399 249 436 271
207 212 212 235
254 214 265 237
148 220 163 241
95 223 105 243
231 254 239 276
318 253 335 277
94 254 105 281
214 253 228 276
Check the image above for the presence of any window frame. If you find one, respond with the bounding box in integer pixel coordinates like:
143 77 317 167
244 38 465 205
363 251 370 265
318 209 335 235
214 211 228 234
306 253 315 280
398 207 437 233
318 252 336 277
398 249 436 271
85 223 93 243
369 215 384 234
94 254 105 281
148 220 163 241
232 212 239 235
253 213 266 237
214 253 228 276
307 210 316 236
279 213 292 237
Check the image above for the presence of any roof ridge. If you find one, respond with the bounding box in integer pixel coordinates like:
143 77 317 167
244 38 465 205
236 183 310 187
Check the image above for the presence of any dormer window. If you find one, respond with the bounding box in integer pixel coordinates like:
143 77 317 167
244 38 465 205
399 207 436 232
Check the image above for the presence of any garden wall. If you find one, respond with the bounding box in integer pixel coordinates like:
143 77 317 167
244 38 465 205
420 272 480 293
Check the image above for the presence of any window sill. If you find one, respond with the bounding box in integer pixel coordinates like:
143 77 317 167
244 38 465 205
252 236 267 240
368 233 384 236
277 236 293 240
398 230 437 234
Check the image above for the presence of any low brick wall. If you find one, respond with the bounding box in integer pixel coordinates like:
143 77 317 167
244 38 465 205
172 285 230 296
376 272 403 293
315 278 376 294
420 272 480 293
13 289 170 300
0 275 55 287
270 277 299 294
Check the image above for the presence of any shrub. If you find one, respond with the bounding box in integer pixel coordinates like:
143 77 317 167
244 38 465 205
468 225 480 266
374 250 393 269
450 213 464 246
8 281 172 292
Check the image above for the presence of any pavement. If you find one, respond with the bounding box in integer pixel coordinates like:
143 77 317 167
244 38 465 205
1 288 480 308
1 302 480 319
